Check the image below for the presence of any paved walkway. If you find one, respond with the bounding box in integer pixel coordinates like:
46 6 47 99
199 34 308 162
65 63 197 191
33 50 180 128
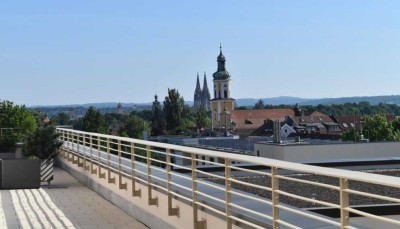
0 168 148 229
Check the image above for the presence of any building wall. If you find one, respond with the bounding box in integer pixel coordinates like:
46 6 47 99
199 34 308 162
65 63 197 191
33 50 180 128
254 142 400 163
211 100 235 129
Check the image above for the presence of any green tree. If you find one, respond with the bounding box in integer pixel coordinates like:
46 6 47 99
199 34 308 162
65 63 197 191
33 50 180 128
195 105 208 129
0 100 37 135
23 125 63 159
82 107 107 133
53 112 70 125
120 115 149 139
151 104 165 136
163 89 185 134
362 114 397 141
341 128 360 142
392 117 400 132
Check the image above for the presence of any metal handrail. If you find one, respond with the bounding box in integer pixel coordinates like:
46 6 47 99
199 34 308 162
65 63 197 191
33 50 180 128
57 128 400 229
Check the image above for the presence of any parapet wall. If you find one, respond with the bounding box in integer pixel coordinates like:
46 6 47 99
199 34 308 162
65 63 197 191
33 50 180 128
254 141 400 163
57 153 235 229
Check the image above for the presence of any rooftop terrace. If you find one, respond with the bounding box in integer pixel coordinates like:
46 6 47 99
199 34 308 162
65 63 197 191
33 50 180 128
0 168 148 229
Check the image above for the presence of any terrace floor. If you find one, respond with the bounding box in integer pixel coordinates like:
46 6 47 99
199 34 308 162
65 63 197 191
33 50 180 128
0 168 148 229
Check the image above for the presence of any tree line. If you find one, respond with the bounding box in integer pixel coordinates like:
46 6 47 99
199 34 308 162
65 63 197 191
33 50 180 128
53 89 211 139
252 99 400 116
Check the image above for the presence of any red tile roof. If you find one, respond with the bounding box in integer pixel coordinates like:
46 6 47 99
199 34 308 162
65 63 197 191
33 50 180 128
334 114 395 131
292 116 334 124
231 109 295 130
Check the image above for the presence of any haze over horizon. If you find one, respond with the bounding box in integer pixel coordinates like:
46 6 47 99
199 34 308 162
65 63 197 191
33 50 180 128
1 1 400 106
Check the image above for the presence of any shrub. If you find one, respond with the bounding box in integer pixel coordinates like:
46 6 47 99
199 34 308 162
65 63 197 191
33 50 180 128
23 125 63 159
0 134 18 153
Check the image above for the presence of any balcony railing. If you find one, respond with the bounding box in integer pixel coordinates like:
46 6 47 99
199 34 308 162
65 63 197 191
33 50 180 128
56 128 400 229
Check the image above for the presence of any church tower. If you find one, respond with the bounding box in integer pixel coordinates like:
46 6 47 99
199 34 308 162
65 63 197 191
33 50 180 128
201 72 211 111
193 73 202 111
210 44 235 130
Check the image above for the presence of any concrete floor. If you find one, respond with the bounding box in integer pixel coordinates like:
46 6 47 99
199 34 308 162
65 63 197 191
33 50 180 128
0 168 149 229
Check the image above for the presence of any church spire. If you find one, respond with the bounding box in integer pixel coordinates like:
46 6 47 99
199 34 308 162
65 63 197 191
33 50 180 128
201 72 211 111
213 43 230 80
195 72 201 92
202 72 209 93
217 43 226 66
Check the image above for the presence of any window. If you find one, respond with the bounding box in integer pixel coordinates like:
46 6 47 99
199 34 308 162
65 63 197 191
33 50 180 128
343 123 348 128
224 90 227 98
350 123 355 127
202 156 205 165
245 119 253 124
210 157 215 162
319 118 323 121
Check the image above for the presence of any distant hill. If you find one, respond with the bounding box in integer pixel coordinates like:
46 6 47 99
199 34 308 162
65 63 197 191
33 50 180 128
30 95 400 109
235 95 400 107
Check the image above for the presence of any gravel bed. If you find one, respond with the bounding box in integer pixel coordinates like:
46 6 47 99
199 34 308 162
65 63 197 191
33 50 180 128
204 169 400 208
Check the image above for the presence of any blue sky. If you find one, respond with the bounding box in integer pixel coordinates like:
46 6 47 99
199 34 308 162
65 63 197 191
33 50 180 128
1 1 400 106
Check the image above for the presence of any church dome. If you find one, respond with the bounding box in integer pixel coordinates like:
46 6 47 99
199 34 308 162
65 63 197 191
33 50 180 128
213 70 231 80
213 44 230 80
217 52 226 61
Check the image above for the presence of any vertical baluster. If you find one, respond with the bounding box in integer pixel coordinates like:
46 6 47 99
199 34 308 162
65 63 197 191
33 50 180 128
225 158 232 229
271 167 280 229
98 136 105 179
167 148 179 216
118 140 127 189
147 145 158 205
340 178 350 228
192 154 206 229
131 142 141 197
90 134 97 174
107 138 115 184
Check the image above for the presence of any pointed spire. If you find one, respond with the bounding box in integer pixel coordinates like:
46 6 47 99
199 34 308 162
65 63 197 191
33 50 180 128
202 72 209 93
195 72 201 92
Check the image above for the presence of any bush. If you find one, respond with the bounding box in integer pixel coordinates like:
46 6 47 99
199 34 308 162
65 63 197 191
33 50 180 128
23 125 63 159
0 134 18 153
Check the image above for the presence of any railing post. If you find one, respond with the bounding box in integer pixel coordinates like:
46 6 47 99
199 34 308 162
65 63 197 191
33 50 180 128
62 131 67 159
118 140 127 190
77 134 83 167
107 138 115 184
271 167 280 229
340 178 350 228
191 154 206 229
225 158 232 229
83 133 89 170
73 133 79 165
90 134 97 174
147 145 158 206
166 148 179 216
131 142 141 197
98 136 105 179
67 132 73 162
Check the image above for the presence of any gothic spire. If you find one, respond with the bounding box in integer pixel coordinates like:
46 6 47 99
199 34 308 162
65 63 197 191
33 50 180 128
202 72 209 93
195 72 201 92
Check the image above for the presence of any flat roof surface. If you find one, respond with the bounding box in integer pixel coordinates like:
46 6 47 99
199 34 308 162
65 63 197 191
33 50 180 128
0 168 148 229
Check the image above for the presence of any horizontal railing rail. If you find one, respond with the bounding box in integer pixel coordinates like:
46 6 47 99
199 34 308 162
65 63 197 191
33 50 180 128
57 128 400 229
